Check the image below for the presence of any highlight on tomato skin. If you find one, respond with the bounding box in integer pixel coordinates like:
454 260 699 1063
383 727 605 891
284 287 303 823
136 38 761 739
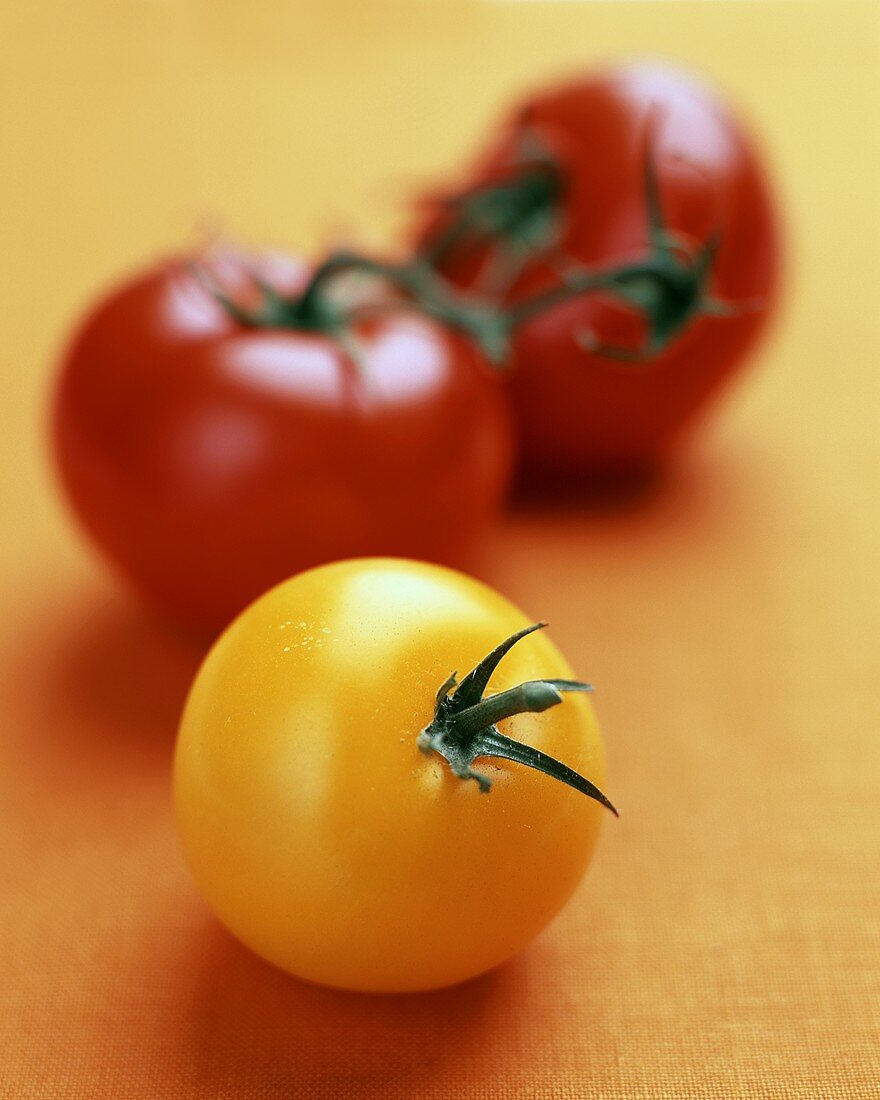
173 557 614 993
50 249 515 633
416 61 781 480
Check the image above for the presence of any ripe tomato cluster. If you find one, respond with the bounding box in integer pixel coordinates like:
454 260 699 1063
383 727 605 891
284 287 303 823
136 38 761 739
53 63 778 632
52 64 779 992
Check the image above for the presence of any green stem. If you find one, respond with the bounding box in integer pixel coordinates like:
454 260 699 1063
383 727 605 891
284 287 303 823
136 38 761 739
418 161 562 269
292 252 370 324
293 251 510 363
505 270 612 327
207 109 741 366
205 229 728 371
504 257 675 328
452 681 568 739
417 623 618 814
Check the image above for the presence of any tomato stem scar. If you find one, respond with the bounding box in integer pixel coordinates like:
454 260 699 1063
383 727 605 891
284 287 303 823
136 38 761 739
417 623 618 814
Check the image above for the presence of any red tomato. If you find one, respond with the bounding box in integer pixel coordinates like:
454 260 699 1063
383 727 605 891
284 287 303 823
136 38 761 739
418 63 780 477
53 250 514 630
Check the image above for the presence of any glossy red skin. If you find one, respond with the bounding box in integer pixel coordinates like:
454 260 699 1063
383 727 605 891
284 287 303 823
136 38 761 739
420 64 780 477
53 253 514 630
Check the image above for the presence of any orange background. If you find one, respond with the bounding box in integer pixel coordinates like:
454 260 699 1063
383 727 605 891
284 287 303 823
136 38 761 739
2 1 879 1097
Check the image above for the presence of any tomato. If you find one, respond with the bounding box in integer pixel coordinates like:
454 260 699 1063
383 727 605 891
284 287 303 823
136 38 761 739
173 558 615 992
418 63 780 477
52 251 513 630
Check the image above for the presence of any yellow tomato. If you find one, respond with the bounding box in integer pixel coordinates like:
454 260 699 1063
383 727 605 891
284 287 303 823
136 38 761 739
173 558 614 992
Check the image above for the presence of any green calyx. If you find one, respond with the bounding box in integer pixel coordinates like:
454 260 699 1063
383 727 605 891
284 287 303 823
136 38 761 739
419 133 564 274
507 131 750 361
193 263 347 335
419 115 758 364
417 622 618 814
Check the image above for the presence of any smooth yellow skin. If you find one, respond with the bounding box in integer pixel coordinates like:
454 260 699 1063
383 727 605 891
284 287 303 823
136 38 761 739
173 558 608 992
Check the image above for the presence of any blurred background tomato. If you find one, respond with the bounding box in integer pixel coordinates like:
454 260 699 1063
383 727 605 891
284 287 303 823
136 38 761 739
5 0 870 626
416 62 780 479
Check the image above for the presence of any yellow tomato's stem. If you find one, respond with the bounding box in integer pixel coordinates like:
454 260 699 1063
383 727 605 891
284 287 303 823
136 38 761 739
417 624 618 814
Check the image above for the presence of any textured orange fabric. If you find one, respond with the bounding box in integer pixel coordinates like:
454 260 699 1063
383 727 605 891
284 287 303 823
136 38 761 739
2 1 879 1097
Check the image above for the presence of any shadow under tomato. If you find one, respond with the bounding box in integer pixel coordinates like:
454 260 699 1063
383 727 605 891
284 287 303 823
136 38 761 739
10 585 206 783
512 458 666 515
503 438 770 536
191 921 536 1098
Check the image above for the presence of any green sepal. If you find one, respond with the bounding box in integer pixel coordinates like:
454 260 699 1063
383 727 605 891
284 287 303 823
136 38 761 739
417 624 618 814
